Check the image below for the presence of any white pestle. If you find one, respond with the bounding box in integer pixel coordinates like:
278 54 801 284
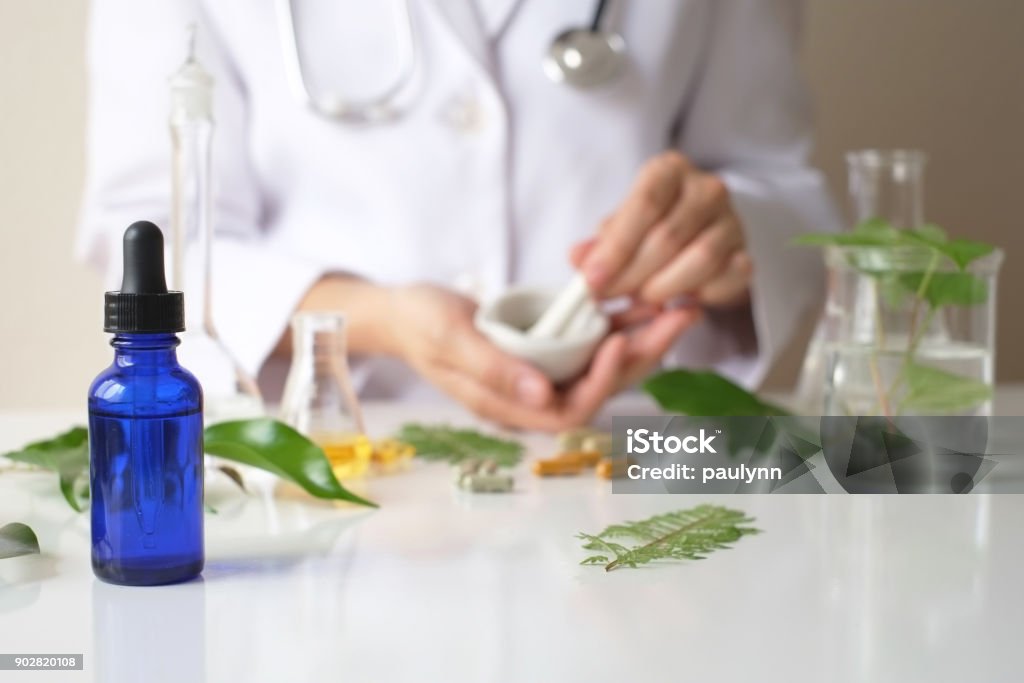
475 282 610 382
527 274 596 339
563 300 601 337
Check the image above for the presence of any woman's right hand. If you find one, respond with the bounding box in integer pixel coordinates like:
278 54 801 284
382 284 558 421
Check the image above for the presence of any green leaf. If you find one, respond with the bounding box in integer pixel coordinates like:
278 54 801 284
792 233 894 248
907 223 948 244
904 230 993 270
857 216 899 233
898 272 989 307
939 239 995 270
0 523 41 559
796 219 995 272
578 505 759 571
643 370 790 416
395 424 524 467
204 419 376 508
216 465 247 493
792 218 903 248
901 362 993 413
2 426 89 511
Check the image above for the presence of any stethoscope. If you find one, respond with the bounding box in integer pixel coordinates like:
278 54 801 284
277 0 626 123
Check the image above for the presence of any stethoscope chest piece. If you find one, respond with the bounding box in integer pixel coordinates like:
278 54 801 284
543 29 625 89
543 0 626 89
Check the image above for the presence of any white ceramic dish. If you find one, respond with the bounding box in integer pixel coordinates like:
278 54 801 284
474 286 609 384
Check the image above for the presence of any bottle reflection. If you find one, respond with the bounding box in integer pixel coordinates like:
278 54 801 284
92 577 206 683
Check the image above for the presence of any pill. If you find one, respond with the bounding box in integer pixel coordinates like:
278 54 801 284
371 438 415 474
581 433 612 456
458 458 483 476
560 450 602 467
556 427 596 453
371 438 415 463
532 457 584 476
596 457 632 480
459 473 514 493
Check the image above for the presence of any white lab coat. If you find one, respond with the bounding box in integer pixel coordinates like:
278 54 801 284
78 0 839 401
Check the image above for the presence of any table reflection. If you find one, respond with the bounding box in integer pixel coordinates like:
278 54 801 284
92 577 206 683
812 495 995 681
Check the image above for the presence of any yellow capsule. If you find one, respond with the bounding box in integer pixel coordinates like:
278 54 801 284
371 438 415 474
560 450 602 467
318 433 373 480
596 457 632 480
532 457 584 477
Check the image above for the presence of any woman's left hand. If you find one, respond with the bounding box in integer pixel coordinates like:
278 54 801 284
572 150 753 307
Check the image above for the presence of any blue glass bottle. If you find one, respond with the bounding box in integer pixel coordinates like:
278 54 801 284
90 222 204 585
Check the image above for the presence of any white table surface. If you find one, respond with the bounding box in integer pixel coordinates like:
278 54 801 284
2 391 1024 683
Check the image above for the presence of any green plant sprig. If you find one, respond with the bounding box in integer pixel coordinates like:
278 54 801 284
395 423 524 467
795 219 996 416
579 505 759 571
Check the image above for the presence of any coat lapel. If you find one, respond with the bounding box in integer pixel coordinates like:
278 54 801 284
474 0 526 37
427 0 492 72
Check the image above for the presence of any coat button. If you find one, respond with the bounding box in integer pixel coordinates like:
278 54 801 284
439 90 487 133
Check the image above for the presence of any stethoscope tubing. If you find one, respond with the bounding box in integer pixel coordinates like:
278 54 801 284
276 0 419 123
278 0 622 123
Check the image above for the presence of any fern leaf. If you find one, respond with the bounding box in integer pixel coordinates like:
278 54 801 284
395 423 524 467
579 505 758 571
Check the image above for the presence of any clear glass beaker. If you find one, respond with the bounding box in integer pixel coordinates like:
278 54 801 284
280 312 371 479
823 245 1002 417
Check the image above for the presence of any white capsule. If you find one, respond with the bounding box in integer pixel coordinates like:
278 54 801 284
581 433 612 457
458 458 483 477
557 427 596 453
460 473 514 493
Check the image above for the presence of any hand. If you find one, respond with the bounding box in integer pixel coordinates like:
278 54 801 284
573 151 752 307
596 301 704 389
381 284 700 432
520 300 703 430
383 284 553 417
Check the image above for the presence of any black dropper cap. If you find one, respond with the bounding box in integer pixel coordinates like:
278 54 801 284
104 221 185 333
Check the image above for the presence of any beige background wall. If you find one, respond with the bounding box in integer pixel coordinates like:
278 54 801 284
0 1 1021 410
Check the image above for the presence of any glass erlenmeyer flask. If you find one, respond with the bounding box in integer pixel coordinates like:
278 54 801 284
793 149 928 414
168 27 264 422
846 149 926 228
280 312 372 480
